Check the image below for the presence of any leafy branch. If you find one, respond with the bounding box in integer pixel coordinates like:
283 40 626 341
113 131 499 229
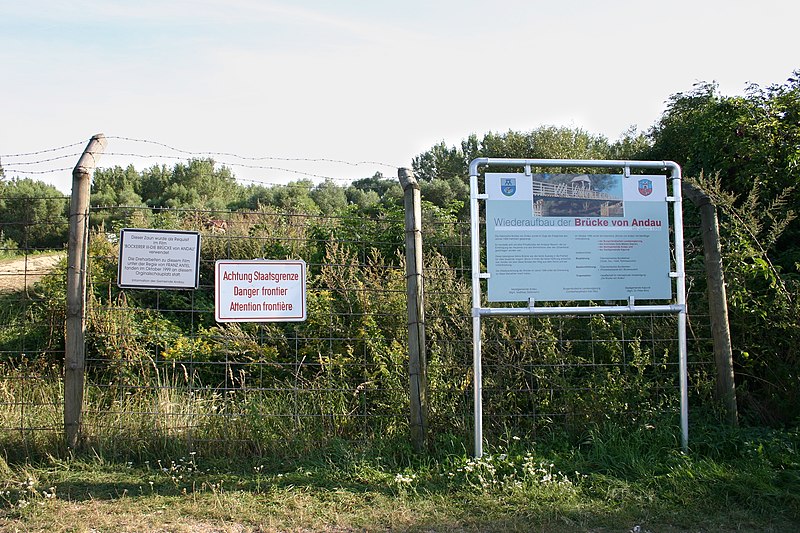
688 172 795 301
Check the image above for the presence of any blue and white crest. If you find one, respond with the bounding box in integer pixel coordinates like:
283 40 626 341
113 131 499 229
638 178 653 197
501 177 516 196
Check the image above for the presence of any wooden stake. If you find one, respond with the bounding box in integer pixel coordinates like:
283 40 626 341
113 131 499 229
399 168 428 451
683 181 738 426
65 134 107 449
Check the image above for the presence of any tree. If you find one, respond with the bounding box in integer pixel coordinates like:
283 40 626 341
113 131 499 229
645 71 800 269
646 71 800 424
344 187 380 210
479 127 612 161
138 164 174 207
135 159 237 210
349 172 400 201
92 165 143 206
609 126 651 160
419 178 467 211
168 159 237 210
0 178 68 250
256 179 320 214
411 126 620 214
310 179 348 215
412 141 470 183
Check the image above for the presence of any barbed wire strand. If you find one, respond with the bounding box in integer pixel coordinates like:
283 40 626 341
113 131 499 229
0 153 83 166
2 167 73 175
1 137 403 185
105 135 399 169
0 141 86 158
1 164 380 186
100 153 375 182
2 137 399 169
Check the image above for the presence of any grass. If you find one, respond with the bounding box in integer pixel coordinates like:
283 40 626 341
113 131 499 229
1 422 799 532
1 359 798 530
2 364 799 530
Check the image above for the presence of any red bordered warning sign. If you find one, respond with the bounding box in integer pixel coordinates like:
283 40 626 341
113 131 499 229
215 260 306 322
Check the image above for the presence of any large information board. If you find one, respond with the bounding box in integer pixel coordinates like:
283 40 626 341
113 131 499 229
469 158 688 458
485 173 671 302
118 229 201 289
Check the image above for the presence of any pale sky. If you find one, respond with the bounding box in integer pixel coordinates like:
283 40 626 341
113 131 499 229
1 0 798 193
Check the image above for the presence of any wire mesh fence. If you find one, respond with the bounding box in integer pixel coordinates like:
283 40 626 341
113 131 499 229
0 193 70 451
0 194 714 456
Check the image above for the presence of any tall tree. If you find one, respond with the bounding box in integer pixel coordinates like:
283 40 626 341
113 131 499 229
349 172 400 200
0 178 68 249
136 159 237 210
92 165 143 206
412 140 470 183
645 71 800 267
412 126 620 213
646 71 800 424
310 179 348 215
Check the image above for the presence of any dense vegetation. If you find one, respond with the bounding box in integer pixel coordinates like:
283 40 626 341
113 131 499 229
0 178 68 253
645 73 800 424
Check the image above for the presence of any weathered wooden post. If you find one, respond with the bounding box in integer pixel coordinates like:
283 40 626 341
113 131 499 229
683 181 738 426
398 167 428 451
65 134 107 449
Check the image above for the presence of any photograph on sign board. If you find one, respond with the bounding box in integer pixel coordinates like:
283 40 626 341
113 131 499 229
530 173 624 217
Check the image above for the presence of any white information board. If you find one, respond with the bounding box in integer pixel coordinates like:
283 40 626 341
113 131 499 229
467 157 689 457
485 173 671 302
215 260 307 322
118 229 201 289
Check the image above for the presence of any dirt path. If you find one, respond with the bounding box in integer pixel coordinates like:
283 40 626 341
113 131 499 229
0 253 65 292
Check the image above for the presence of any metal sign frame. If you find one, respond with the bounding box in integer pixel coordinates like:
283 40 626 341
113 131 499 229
469 158 688 456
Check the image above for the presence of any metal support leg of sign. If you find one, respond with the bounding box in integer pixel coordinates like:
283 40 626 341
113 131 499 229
670 164 689 453
469 172 485 458
469 158 688 457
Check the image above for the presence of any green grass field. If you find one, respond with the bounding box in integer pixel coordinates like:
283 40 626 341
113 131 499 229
2 421 798 532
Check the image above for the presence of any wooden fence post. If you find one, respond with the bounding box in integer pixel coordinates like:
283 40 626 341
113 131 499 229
398 168 428 452
683 182 739 426
65 134 107 449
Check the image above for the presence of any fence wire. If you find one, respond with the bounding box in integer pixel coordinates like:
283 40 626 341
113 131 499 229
0 194 70 450
0 196 714 456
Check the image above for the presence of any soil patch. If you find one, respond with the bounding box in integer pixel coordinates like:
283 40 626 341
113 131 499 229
0 253 65 292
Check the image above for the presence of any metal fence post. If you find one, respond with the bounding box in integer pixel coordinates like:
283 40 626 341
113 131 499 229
398 168 428 452
683 182 738 426
65 134 107 449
